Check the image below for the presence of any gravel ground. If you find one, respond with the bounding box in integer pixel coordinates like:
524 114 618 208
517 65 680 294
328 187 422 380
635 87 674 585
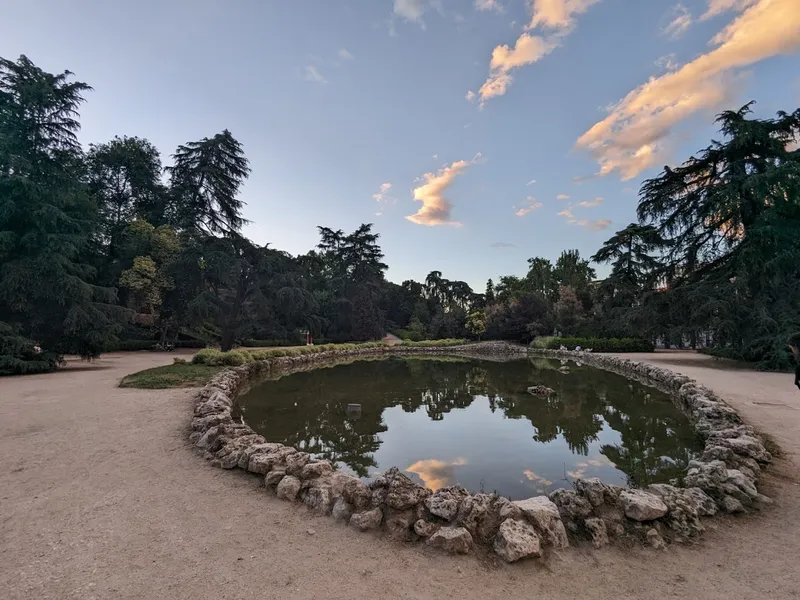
1 350 799 600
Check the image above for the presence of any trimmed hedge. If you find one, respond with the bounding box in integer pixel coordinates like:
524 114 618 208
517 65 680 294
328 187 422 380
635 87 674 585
536 337 655 353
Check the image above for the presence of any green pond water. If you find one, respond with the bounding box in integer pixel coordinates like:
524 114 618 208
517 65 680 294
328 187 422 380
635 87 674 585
234 356 702 500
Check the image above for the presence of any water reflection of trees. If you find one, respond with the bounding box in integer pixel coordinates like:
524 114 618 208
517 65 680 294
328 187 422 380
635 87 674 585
235 357 700 485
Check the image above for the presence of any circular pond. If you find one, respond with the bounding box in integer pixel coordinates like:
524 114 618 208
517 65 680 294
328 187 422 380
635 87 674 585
234 356 702 500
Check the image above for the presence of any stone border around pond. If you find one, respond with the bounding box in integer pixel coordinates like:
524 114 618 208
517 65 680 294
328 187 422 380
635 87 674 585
188 342 772 563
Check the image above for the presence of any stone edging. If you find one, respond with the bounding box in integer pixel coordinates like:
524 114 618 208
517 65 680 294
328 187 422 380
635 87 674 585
188 342 772 563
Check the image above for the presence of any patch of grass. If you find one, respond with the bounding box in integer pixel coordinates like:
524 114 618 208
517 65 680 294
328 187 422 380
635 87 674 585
119 363 224 389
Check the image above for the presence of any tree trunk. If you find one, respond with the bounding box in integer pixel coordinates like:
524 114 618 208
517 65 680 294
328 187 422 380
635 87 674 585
220 328 235 352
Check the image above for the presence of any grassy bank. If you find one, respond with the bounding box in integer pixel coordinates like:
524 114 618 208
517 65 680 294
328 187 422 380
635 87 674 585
119 363 224 389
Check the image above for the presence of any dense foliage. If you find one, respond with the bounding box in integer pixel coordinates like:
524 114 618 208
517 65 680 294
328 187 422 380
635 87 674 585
1 55 797 373
532 337 655 353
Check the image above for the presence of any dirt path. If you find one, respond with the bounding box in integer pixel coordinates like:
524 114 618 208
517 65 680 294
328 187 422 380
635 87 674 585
1 351 799 600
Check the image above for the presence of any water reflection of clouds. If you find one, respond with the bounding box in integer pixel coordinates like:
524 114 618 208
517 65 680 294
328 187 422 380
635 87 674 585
522 469 553 494
566 454 616 479
406 457 467 491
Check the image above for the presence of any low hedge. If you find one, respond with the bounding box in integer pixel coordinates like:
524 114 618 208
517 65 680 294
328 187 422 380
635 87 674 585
191 341 394 367
536 337 655 353
401 338 467 347
239 339 304 348
391 329 425 342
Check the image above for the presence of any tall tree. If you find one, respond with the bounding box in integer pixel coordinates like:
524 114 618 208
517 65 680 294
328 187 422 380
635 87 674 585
639 103 800 367
166 130 251 234
0 55 124 359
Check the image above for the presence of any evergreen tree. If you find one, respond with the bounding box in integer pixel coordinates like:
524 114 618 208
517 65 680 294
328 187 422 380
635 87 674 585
166 130 251 234
0 55 124 359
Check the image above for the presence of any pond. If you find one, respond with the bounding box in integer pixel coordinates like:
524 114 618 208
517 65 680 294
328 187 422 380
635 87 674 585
234 356 703 500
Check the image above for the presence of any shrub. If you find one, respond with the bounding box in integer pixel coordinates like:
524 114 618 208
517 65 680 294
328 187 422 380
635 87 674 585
402 338 467 347
192 348 221 364
530 336 557 349
392 328 424 342
240 339 303 348
537 337 654 353
217 350 253 366
173 357 187 365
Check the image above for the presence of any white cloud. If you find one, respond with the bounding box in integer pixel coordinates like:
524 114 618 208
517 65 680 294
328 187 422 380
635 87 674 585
515 196 544 216
303 65 328 84
575 0 800 181
373 183 395 216
701 0 757 20
394 0 425 21
474 33 556 105
406 154 482 226
556 193 570 200
579 219 612 230
663 4 693 39
558 202 610 230
655 53 679 72
338 48 354 61
578 196 604 207
526 179 537 185
466 90 476 101
472 0 599 105
528 0 601 30
475 0 504 12
432 153 439 159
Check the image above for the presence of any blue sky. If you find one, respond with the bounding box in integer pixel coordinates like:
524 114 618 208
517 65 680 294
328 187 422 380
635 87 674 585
3 0 799 289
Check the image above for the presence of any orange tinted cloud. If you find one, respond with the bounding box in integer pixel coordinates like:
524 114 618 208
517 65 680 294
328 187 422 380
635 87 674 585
406 155 481 226
576 0 800 180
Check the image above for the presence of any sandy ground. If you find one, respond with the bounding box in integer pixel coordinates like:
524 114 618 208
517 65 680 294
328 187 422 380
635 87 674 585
1 350 799 600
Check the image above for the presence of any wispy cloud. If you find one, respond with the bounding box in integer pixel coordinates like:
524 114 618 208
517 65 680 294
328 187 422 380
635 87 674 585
475 0 504 12
526 179 537 185
469 0 600 106
578 196 604 207
338 48 354 61
575 0 800 181
556 193 571 200
655 53 679 72
490 241 517 248
406 154 482 226
373 182 395 216
303 65 328 84
392 0 443 28
559 203 611 230
663 3 693 39
701 0 757 20
515 196 544 216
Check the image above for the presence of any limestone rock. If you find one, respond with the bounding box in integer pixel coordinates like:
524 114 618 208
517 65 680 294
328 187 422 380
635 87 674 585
512 496 569 549
427 527 473 555
264 470 285 488
384 508 416 538
549 488 593 530
349 508 383 531
276 475 302 501
647 485 704 537
714 435 772 464
619 490 668 522
304 486 333 514
383 470 430 510
413 519 440 538
191 412 232 432
584 517 609 549
493 519 541 563
342 478 372 510
574 477 621 507
300 460 334 480
248 446 296 474
285 452 311 475
721 495 745 514
646 528 666 550
456 494 508 543
722 469 758 505
237 443 276 470
684 460 728 499
683 487 717 517
425 486 468 521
